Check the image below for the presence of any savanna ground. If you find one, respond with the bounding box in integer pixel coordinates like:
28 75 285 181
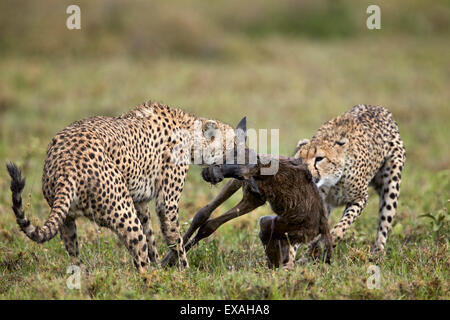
0 0 449 299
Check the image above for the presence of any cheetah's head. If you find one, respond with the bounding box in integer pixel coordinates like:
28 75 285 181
194 117 247 165
293 137 349 189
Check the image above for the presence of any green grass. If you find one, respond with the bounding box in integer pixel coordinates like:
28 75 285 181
0 1 449 300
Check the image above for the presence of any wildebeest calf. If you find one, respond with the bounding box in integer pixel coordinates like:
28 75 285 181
167 155 333 269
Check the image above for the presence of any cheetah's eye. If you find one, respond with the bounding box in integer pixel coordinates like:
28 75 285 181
315 156 324 163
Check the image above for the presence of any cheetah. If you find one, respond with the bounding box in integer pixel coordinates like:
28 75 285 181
6 101 244 272
294 104 406 254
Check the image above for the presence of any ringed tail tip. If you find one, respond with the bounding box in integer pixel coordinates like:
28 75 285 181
6 162 26 194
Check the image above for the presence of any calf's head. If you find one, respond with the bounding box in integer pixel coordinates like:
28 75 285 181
202 153 266 200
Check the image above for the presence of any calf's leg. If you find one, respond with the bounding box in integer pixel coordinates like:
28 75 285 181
161 179 242 267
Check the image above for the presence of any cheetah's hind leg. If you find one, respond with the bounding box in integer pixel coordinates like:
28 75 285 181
60 216 83 266
135 202 160 267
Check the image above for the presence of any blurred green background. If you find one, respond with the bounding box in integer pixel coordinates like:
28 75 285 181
0 0 449 167
0 0 448 299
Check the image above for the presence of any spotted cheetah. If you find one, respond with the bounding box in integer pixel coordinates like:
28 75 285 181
294 104 406 254
6 101 243 272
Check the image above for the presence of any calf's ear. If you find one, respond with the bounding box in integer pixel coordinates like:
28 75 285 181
236 117 247 144
247 176 264 201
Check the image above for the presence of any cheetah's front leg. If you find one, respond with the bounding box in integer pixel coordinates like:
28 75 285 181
330 194 368 246
156 164 189 270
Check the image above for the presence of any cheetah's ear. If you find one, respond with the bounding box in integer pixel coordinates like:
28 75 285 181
297 139 309 148
203 120 219 141
204 120 218 132
293 138 309 156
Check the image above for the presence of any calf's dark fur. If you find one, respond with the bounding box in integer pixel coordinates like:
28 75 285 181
165 155 332 269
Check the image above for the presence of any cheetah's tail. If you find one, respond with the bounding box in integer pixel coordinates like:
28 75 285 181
6 162 71 243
